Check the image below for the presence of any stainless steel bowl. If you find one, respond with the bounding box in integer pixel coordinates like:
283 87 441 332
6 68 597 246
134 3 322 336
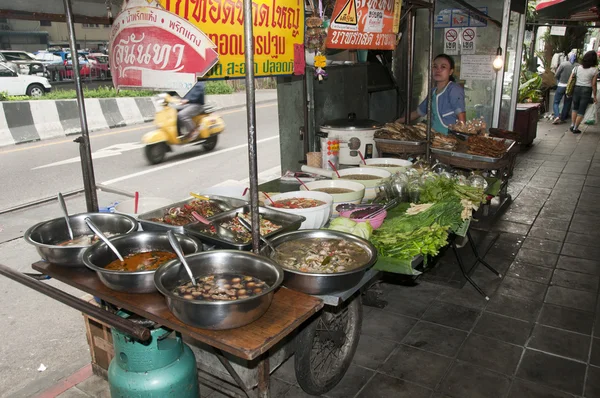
154 250 283 330
261 230 378 295
24 212 139 267
83 232 201 293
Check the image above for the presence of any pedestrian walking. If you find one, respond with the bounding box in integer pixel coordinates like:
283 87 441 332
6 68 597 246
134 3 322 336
568 51 598 134
552 52 577 124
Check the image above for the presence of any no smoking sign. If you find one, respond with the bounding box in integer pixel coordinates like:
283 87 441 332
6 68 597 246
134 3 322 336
444 28 459 55
461 27 476 54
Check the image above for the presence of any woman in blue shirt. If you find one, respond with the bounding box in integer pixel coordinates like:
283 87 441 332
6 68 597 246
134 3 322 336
410 54 466 134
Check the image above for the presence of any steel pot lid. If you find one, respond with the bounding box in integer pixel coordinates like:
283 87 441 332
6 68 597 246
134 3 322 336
320 112 382 133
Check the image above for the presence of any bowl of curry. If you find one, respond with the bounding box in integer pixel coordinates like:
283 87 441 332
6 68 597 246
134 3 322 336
82 231 201 293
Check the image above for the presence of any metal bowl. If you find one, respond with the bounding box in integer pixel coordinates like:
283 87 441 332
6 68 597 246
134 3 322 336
260 230 378 295
154 250 283 330
24 212 139 267
83 232 201 294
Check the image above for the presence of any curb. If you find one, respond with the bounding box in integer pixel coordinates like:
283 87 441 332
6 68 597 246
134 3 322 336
0 92 277 148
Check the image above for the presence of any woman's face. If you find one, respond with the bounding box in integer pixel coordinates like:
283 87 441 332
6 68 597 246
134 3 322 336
433 57 453 83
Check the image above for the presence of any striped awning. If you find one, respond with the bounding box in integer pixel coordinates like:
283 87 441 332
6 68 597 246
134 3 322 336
536 0 600 21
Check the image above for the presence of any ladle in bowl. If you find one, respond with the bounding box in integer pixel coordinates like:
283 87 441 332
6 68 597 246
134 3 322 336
236 214 280 255
58 192 74 240
190 211 237 241
84 217 124 262
167 230 196 286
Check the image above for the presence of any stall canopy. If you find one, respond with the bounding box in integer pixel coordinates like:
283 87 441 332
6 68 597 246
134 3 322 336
536 0 600 21
0 0 119 24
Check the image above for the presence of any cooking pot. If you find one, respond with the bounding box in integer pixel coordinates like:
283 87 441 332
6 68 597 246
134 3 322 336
320 113 382 166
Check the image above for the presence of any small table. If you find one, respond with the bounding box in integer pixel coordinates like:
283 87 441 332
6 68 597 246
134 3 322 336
32 262 324 397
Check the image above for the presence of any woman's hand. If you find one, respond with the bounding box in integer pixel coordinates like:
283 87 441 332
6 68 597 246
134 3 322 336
594 96 598 104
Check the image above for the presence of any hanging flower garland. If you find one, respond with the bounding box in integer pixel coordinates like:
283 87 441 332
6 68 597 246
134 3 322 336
314 53 327 81
305 0 328 82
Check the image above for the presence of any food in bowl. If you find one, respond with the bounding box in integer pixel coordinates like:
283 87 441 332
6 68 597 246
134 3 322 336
172 274 269 301
201 214 281 243
272 238 369 273
105 251 177 272
271 198 326 209
313 187 354 194
58 232 118 246
150 200 223 226
340 174 381 180
367 164 396 167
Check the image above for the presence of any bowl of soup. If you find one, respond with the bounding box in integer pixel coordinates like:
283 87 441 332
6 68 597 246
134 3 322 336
264 191 333 229
364 158 413 174
299 180 365 216
332 168 392 202
83 231 201 293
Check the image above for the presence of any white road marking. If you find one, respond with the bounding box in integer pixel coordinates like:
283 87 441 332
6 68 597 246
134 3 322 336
101 135 280 186
32 142 146 170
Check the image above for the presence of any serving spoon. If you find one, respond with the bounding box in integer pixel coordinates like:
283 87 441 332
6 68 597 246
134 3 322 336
58 192 74 240
236 214 281 256
190 211 237 241
84 217 124 262
167 230 196 286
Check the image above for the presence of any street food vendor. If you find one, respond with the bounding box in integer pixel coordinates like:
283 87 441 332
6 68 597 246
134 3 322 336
409 54 466 134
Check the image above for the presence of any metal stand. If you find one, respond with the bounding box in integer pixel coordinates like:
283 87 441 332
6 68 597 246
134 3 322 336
451 231 501 301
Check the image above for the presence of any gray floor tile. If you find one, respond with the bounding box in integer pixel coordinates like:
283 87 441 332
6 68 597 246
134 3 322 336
538 208 573 221
491 220 531 235
528 227 566 242
591 338 600 367
356 373 431 398
382 282 442 318
508 262 553 284
272 356 298 385
565 231 600 248
421 301 480 331
508 379 576 398
516 349 586 395
474 312 533 346
528 176 558 189
353 334 397 370
361 309 417 343
501 211 538 225
585 175 600 187
515 248 558 268
532 217 570 232
379 345 452 387
585 365 600 398
74 376 110 398
267 379 294 398
561 243 600 261
538 303 595 335
582 185 600 195
56 388 91 398
284 385 323 398
556 255 600 275
440 361 511 398
457 334 523 375
528 324 590 362
402 321 468 357
497 276 548 302
569 219 600 235
437 285 493 311
545 285 597 312
324 364 375 398
552 269 599 292
486 294 543 322
521 237 563 254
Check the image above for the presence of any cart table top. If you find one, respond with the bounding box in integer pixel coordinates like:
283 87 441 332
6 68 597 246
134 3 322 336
32 261 324 361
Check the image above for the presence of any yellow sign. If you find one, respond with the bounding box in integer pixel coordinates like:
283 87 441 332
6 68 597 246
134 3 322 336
158 0 304 79
334 0 357 26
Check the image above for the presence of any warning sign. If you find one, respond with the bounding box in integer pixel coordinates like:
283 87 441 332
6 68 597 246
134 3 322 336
461 27 476 54
444 28 459 55
333 0 358 28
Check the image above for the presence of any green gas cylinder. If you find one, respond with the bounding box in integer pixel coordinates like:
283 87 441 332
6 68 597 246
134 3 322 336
108 314 199 398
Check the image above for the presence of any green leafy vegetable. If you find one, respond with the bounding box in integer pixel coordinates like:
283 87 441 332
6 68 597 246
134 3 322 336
327 217 373 239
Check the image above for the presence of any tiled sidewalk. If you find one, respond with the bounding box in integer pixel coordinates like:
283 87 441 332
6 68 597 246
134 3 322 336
51 120 600 398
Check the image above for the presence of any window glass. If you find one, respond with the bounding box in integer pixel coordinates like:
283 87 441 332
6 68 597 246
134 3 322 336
0 65 14 77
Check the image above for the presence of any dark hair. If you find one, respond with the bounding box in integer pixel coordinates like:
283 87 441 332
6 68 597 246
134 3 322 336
434 54 456 82
581 51 598 69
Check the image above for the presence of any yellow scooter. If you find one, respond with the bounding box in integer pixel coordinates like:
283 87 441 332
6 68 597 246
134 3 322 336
141 93 225 164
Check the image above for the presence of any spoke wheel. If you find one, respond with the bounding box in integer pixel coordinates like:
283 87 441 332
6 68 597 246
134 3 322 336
295 295 362 395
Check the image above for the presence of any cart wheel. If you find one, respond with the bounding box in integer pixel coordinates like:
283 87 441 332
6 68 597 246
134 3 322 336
294 294 363 395
144 143 168 164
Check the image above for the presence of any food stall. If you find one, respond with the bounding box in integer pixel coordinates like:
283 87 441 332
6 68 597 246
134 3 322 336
0 0 527 397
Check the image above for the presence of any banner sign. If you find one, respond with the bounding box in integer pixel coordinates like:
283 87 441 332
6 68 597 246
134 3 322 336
325 0 402 50
109 6 219 90
158 0 304 79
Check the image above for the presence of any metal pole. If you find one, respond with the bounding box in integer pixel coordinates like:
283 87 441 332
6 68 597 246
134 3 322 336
242 0 260 253
492 0 513 128
405 9 415 124
426 2 435 161
508 13 526 131
63 0 99 212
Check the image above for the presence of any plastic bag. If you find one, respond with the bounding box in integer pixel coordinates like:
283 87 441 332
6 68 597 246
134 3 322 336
584 103 597 125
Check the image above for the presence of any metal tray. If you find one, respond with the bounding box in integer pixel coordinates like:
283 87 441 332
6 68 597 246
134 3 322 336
183 206 306 250
431 137 516 163
137 195 249 233
374 138 426 146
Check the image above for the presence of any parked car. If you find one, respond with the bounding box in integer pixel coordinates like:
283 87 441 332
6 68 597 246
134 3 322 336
0 63 52 97
0 51 45 77
87 53 110 79
0 52 18 74
64 53 91 78
35 51 67 81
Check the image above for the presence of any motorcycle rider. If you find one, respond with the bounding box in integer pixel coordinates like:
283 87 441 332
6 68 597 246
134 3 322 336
178 80 206 141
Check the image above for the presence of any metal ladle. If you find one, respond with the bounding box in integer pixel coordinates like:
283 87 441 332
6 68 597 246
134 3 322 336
166 230 196 286
190 211 237 241
84 217 124 262
58 192 74 240
236 214 281 256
